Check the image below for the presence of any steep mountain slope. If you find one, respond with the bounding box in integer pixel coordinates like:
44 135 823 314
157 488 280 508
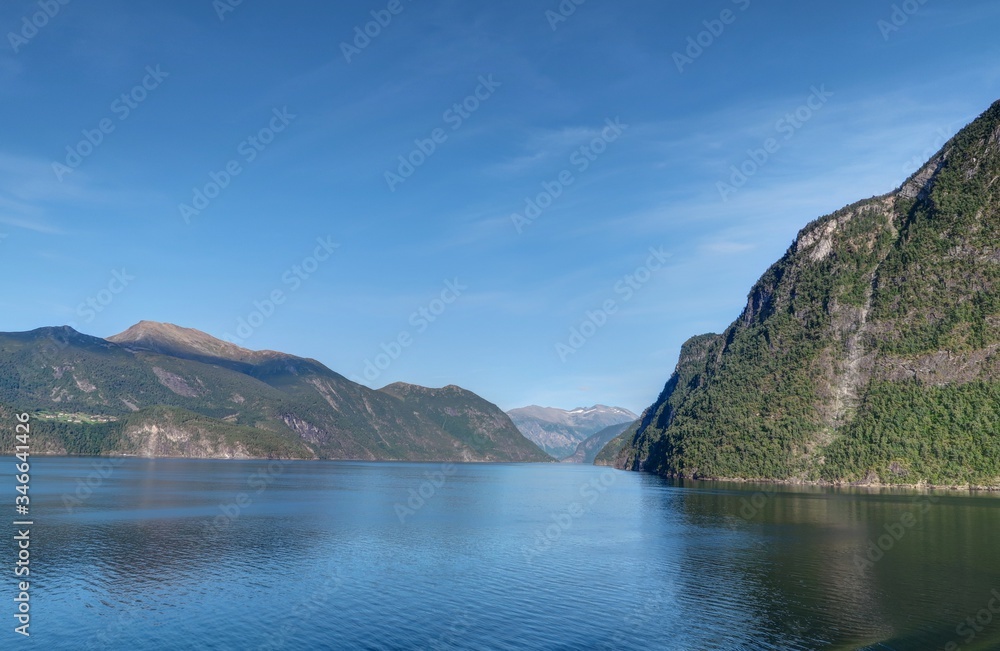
506 405 638 458
0 322 553 463
379 383 550 462
563 421 635 464
611 99 1000 486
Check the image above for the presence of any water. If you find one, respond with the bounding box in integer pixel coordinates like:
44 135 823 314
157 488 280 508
5 457 1000 650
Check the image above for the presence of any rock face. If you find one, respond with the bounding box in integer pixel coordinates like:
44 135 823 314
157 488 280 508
0 323 552 463
506 405 638 459
610 99 1000 487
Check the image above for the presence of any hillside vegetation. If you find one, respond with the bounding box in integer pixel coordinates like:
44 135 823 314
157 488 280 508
611 100 1000 487
0 322 551 462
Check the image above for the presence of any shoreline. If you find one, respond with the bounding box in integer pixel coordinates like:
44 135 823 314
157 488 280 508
643 471 1000 493
0 452 560 466
10 453 999 490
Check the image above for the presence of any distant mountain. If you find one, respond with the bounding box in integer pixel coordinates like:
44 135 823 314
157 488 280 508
563 420 635 464
507 405 637 459
610 99 1000 487
593 421 639 467
0 322 552 463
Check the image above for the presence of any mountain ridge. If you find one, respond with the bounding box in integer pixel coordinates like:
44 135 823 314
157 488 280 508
608 99 1000 487
563 421 635 464
0 322 553 463
507 404 637 459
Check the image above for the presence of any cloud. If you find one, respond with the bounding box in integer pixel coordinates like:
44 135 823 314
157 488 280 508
702 241 755 254
486 125 604 176
0 215 64 235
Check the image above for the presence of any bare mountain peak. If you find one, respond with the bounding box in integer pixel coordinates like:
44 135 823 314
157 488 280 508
108 321 279 363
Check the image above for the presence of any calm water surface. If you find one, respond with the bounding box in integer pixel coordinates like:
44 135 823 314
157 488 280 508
5 457 1000 650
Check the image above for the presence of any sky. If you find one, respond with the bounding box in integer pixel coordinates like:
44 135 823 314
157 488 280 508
1 0 998 414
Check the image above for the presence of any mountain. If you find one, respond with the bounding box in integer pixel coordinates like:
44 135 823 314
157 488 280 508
593 422 637 467
563 420 635 464
0 322 552 463
106 320 289 372
609 99 1000 487
507 405 638 458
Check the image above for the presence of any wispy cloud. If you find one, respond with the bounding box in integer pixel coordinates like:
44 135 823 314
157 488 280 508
0 215 64 235
486 125 604 176
702 241 755 254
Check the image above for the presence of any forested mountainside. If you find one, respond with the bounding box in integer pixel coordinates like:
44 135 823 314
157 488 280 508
611 100 1000 487
0 321 551 463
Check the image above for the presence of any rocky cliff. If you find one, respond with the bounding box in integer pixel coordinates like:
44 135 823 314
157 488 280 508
611 100 1000 487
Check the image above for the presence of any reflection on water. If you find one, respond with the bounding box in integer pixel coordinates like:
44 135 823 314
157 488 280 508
6 458 1000 650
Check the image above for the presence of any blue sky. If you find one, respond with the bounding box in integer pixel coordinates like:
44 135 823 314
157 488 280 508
1 0 998 414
